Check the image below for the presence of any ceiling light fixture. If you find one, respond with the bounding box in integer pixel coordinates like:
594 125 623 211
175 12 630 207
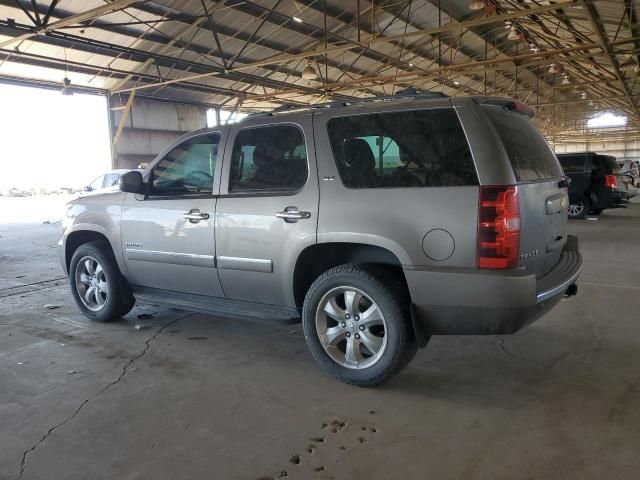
301 60 318 80
469 0 484 10
61 77 73 96
619 57 637 71
561 75 571 85
292 16 303 23
548 63 558 74
507 26 523 41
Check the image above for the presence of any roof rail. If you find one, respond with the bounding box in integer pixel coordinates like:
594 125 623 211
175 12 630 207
244 89 450 119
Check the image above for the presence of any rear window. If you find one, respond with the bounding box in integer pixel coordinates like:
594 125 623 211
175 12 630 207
327 108 477 188
595 156 620 174
482 106 563 181
557 155 587 174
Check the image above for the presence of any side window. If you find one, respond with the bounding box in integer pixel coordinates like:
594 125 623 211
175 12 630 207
89 176 104 190
151 133 220 196
229 125 307 192
592 158 607 175
104 173 120 187
558 156 586 174
327 109 477 189
355 136 401 172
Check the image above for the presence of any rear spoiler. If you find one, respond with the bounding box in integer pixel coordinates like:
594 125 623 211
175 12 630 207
476 98 535 118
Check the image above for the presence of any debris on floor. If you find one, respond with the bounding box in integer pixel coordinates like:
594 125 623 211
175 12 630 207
134 324 149 331
186 336 208 340
66 370 76 375
136 313 153 319
44 304 61 310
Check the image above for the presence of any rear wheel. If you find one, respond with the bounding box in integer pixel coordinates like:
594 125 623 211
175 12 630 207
568 197 590 220
69 241 134 322
302 264 417 387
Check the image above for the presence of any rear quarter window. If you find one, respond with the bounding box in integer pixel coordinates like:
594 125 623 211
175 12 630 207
482 106 563 181
557 155 586 174
327 108 477 189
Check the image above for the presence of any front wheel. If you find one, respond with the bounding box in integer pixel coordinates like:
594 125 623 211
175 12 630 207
69 241 134 322
302 264 417 387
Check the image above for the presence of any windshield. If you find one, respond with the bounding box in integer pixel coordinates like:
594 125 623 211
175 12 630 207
482 106 563 182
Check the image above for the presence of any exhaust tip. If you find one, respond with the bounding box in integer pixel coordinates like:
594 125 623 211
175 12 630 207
564 283 578 297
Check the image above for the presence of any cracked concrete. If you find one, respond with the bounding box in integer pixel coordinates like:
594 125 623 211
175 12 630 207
16 316 187 480
1 202 640 479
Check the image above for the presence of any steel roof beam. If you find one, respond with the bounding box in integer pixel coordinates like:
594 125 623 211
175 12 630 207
372 0 578 44
585 0 640 123
127 2 372 79
0 19 329 97
0 0 140 49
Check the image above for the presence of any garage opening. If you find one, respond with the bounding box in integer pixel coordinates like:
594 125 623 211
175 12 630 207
0 82 110 224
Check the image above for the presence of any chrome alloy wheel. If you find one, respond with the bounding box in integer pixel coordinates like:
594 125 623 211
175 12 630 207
568 201 584 217
74 256 109 311
315 286 388 369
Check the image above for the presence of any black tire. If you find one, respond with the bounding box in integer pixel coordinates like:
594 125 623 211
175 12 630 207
69 241 134 322
568 197 590 220
302 264 417 387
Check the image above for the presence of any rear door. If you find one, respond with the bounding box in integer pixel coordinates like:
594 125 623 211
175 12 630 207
481 106 568 277
215 118 318 307
557 154 591 203
599 155 628 196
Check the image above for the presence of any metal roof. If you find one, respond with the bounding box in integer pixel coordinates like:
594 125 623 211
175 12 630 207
0 0 638 143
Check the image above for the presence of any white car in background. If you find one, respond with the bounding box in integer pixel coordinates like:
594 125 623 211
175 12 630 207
616 160 638 198
82 169 144 196
618 160 639 186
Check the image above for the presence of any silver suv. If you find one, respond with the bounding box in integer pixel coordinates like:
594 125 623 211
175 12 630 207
59 94 582 386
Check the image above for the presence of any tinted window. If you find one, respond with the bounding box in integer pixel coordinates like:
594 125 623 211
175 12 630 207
151 133 219 195
593 155 620 174
229 125 307 192
482 106 563 181
88 176 104 190
327 109 476 188
104 173 120 187
557 155 586 174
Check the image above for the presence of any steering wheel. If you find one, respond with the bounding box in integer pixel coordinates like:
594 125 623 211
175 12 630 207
184 170 213 189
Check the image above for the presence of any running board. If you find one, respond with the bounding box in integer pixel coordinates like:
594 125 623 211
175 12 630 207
132 286 300 324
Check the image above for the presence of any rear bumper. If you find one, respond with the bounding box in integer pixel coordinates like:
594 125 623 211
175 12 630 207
406 235 582 336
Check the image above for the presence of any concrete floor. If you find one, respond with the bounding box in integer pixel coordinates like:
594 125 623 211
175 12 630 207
1 198 639 480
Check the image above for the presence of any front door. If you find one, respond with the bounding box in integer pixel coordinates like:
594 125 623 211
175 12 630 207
120 132 225 297
215 118 318 306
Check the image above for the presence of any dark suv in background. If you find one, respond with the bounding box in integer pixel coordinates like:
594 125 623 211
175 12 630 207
557 152 630 219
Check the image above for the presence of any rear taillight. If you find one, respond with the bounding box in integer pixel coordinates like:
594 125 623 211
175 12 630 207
605 175 617 189
478 186 520 269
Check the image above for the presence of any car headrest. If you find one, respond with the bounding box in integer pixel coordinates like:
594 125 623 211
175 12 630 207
344 138 375 171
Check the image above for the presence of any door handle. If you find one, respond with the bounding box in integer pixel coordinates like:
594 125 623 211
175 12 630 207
183 209 210 223
276 206 311 223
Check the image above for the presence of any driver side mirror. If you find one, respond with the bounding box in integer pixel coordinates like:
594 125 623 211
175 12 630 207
119 171 145 194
